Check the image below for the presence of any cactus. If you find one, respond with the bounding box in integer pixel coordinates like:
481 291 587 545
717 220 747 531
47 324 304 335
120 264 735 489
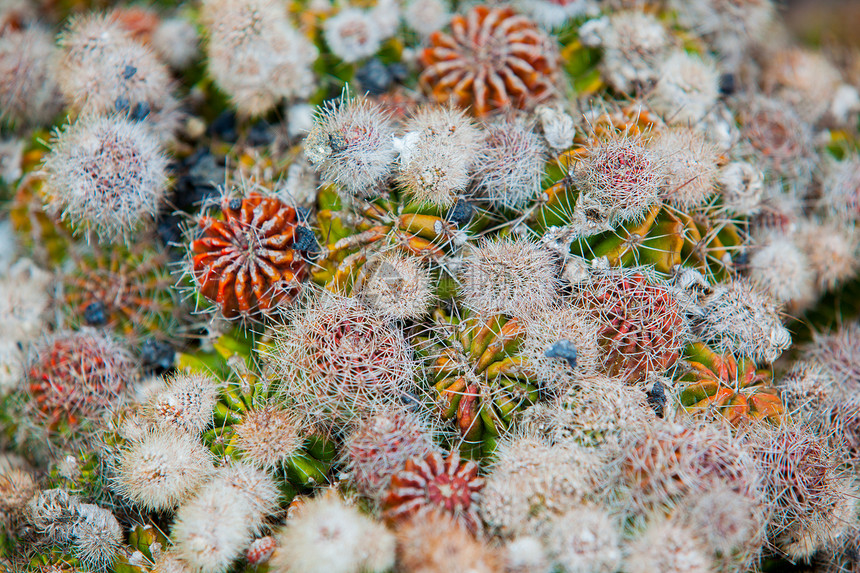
2 2 860 573
677 342 783 426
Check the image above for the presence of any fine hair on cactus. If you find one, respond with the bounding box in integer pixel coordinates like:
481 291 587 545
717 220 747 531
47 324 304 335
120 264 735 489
396 105 485 208
538 505 623 573
624 518 714 573
111 427 215 512
233 404 304 469
396 510 502 573
460 236 560 319
4 1 860 572
572 265 691 383
202 0 317 116
143 371 220 435
0 26 63 127
473 117 547 211
649 49 720 125
479 434 604 537
304 88 397 198
355 250 434 321
341 405 439 501
42 114 170 244
569 123 666 235
172 462 279 573
268 290 417 427
56 12 178 133
270 492 396 573
24 328 137 430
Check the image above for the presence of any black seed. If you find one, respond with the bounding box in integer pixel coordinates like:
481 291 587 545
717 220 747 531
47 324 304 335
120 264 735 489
140 339 175 375
719 73 736 96
355 58 392 96
545 340 578 370
732 251 749 268
295 207 312 223
83 301 107 326
400 391 423 412
122 65 137 80
174 151 222 211
647 380 667 418
115 96 130 113
292 225 320 254
447 199 474 226
229 198 243 211
131 101 150 121
156 212 183 247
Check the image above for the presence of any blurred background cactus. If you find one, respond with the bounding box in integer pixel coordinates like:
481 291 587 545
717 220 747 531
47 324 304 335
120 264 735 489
3 1 860 572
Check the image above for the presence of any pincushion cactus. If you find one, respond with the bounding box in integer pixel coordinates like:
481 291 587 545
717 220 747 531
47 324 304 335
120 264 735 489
2 1 860 572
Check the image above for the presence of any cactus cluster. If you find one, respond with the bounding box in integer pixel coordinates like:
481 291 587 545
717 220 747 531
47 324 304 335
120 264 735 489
4 1 860 573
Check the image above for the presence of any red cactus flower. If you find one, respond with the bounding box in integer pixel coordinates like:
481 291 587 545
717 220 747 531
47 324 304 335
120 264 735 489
191 193 309 319
419 5 559 116
383 451 484 533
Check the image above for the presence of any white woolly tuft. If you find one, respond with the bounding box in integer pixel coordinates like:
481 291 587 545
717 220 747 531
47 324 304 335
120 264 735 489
538 505 623 573
202 0 317 116
473 118 546 211
271 494 396 573
716 161 765 216
145 372 220 435
112 428 215 511
172 463 279 573
356 250 434 320
650 50 719 125
304 90 397 198
403 0 450 37
695 278 791 363
42 114 170 245
233 405 304 469
480 435 604 536
396 105 485 208
747 232 816 307
649 127 719 210
624 519 714 573
323 8 383 64
70 503 123 571
460 236 560 319
0 26 63 127
579 11 668 93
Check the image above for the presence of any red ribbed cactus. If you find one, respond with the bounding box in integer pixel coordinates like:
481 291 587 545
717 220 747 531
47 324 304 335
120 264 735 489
191 192 309 319
419 5 559 116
